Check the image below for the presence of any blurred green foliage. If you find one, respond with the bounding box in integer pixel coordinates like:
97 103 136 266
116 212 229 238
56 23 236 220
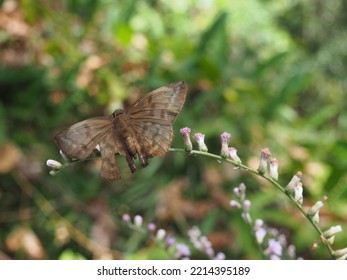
0 0 347 260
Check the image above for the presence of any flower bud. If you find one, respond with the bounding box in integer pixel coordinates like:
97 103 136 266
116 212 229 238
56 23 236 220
286 171 302 189
269 157 279 180
241 212 252 224
214 252 226 260
228 147 241 164
308 200 324 224
257 148 271 175
147 223 156 232
220 132 231 158
193 133 208 152
180 127 193 152
46 159 62 170
134 215 143 227
285 171 302 195
294 182 303 204
333 247 347 260
264 239 282 257
255 227 267 244
323 225 342 240
243 200 251 212
229 200 241 209
156 229 166 240
122 213 131 223
176 243 191 258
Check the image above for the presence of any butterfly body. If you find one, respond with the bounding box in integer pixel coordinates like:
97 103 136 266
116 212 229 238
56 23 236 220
54 81 187 180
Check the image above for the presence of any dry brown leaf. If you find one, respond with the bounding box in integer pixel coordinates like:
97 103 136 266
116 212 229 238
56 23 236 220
0 142 22 174
5 226 46 259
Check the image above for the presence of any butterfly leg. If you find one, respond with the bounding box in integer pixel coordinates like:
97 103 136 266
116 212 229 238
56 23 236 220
124 151 137 173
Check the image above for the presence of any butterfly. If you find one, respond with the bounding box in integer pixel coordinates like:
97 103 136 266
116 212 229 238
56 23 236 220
54 81 187 180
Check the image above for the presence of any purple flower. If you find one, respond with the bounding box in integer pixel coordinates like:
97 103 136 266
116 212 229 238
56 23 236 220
229 200 241 209
214 252 226 260
176 243 191 258
180 127 193 152
257 147 272 175
166 236 176 247
255 227 267 244
122 213 131 223
220 132 231 158
147 223 156 232
264 239 282 257
193 133 208 152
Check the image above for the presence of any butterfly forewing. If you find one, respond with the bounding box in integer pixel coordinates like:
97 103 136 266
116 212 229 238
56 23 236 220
127 81 187 125
54 117 114 159
53 81 187 179
127 81 187 157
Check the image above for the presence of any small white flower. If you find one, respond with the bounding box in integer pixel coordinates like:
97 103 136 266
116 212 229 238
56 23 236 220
323 225 342 239
46 159 62 170
229 200 241 209
134 215 143 227
308 200 324 223
255 227 267 244
194 133 208 152
156 229 166 240
257 148 271 175
294 182 303 204
229 147 241 164
264 239 282 256
243 200 251 212
269 157 279 180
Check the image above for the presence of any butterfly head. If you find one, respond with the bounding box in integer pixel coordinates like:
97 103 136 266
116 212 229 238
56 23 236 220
111 109 124 119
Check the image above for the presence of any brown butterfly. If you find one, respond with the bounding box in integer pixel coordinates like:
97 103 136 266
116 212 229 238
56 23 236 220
54 81 187 180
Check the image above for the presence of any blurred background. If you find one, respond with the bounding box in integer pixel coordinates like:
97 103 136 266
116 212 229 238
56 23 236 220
0 0 347 260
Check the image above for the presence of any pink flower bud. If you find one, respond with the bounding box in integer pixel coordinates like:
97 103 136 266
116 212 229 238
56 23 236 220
257 148 271 175
269 157 279 180
122 213 131 223
220 132 231 158
228 147 241 164
193 133 208 152
180 127 193 152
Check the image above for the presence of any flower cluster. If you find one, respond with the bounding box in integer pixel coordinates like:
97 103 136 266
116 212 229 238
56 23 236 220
121 213 225 260
188 226 225 260
180 128 241 166
230 183 299 259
